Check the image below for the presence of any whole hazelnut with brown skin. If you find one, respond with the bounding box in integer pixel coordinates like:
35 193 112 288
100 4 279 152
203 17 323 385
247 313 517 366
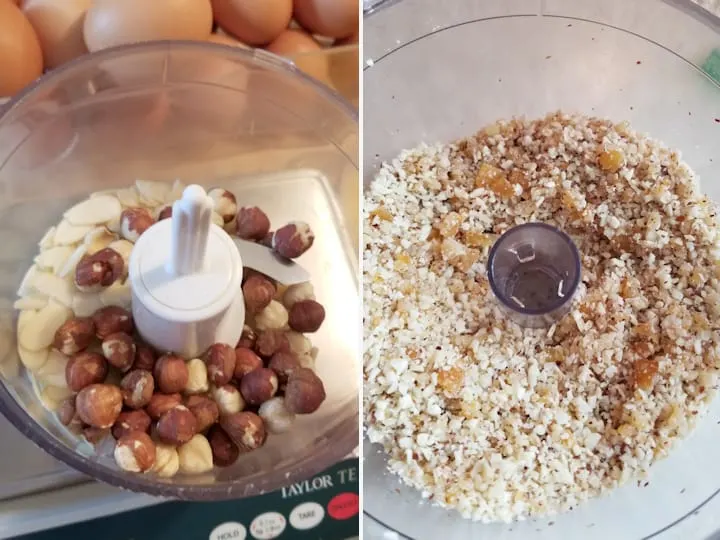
208 188 238 224
236 206 270 240
288 300 325 333
83 426 110 446
255 330 289 358
154 354 189 394
112 409 151 440
133 344 156 371
53 317 95 355
272 222 314 259
239 368 278 406
221 411 267 452
75 384 123 428
284 368 326 414
157 206 173 220
236 325 256 349
114 431 156 472
57 396 80 428
243 275 276 314
92 306 133 340
74 248 125 292
146 393 182 420
207 425 240 467
120 207 155 242
101 332 136 372
66 352 108 392
204 344 235 386
156 406 197 445
185 395 220 432
268 351 300 387
120 369 154 409
234 347 263 380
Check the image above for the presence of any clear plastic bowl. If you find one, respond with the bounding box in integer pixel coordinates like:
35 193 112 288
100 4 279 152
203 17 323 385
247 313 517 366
0 41 358 500
364 0 720 538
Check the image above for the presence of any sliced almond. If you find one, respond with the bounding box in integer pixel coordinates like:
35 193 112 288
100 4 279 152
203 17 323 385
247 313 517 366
135 179 170 205
18 345 49 371
38 226 56 250
72 292 104 317
35 349 69 388
35 246 74 274
108 239 133 268
58 243 88 279
106 214 121 233
84 227 117 255
29 271 73 307
99 280 132 308
17 309 36 333
54 220 93 246
116 187 139 208
18 300 71 352
17 264 39 297
64 195 122 226
166 179 186 203
14 295 48 311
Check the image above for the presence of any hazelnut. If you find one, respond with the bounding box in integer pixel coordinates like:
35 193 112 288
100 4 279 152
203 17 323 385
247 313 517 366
83 426 111 446
185 358 209 394
254 300 288 331
120 207 155 242
234 347 263 379
65 352 108 392
272 222 314 259
255 330 289 358
76 384 123 428
207 425 240 467
53 317 95 355
146 392 182 420
212 384 245 416
282 282 316 309
239 368 278 406
74 248 125 292
120 369 154 409
114 432 156 472
259 231 273 248
221 411 267 452
185 394 220 432
285 331 312 356
112 409 151 439
268 351 300 387
242 275 276 314
208 188 238 224
258 397 296 434
236 325 257 349
157 206 173 220
204 343 235 386
57 396 81 427
101 332 136 372
156 405 197 445
284 368 326 414
133 344 156 371
236 206 270 240
154 354 189 394
152 443 179 478
177 434 214 475
92 306 133 340
288 300 325 333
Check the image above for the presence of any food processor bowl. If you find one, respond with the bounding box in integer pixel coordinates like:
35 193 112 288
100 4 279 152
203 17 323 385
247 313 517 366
364 0 720 538
0 41 358 500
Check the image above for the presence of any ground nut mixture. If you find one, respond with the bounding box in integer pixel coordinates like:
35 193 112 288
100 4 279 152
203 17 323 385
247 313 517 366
363 112 720 522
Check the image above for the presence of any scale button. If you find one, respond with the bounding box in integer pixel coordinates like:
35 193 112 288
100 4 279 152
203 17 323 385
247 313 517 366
209 521 247 540
328 493 359 520
249 512 286 539
289 501 325 530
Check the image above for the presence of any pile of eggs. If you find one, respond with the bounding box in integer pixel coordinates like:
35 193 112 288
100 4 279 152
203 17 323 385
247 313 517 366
0 0 358 98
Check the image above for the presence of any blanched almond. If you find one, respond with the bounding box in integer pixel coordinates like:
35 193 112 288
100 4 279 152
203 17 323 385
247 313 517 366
35 246 74 275
54 220 93 245
84 227 116 255
64 196 122 226
107 239 133 268
38 227 56 250
99 281 132 308
58 244 88 279
135 179 169 205
29 272 73 307
18 301 71 351
18 345 49 371
115 187 139 208
13 295 48 311
36 349 69 387
72 292 105 317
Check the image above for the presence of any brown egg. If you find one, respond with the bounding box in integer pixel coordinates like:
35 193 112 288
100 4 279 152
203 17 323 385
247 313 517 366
22 0 91 69
266 28 328 83
211 0 292 46
83 0 213 52
208 32 249 48
294 0 358 39
0 1 43 97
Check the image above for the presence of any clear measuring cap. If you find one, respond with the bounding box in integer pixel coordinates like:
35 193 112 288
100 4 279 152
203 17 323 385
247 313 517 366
487 223 581 328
